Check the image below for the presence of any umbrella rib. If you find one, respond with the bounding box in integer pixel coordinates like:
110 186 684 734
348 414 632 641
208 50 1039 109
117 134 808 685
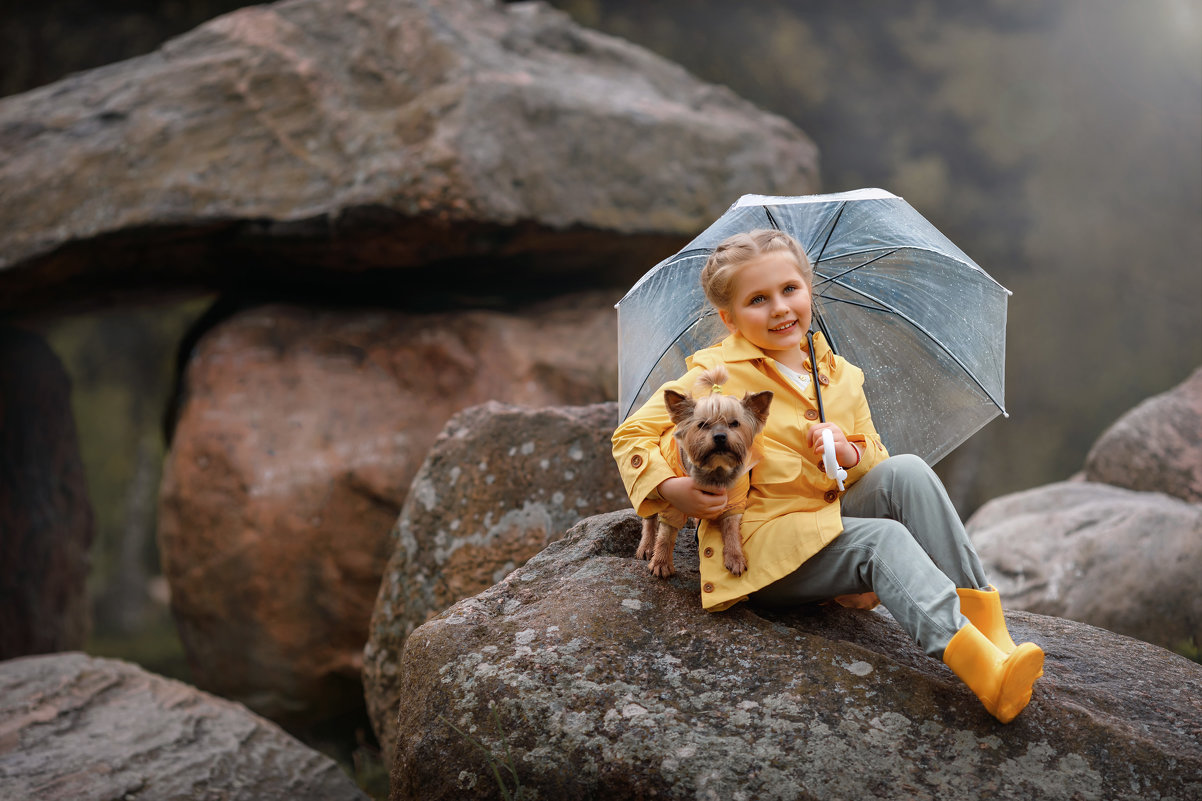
821 279 1006 413
813 248 900 288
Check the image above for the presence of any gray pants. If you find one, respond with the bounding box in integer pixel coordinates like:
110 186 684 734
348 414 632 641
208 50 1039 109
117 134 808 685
751 454 989 657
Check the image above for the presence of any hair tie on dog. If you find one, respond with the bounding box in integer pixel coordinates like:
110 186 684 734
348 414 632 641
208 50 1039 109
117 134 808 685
711 384 723 395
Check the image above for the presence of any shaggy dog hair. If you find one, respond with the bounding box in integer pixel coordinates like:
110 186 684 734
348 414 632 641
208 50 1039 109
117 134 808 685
636 365 772 578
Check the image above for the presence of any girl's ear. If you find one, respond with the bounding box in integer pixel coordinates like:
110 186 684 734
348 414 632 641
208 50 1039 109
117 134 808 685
718 308 738 334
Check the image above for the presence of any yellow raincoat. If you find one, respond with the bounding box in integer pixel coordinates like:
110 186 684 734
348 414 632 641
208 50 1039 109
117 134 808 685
612 330 889 611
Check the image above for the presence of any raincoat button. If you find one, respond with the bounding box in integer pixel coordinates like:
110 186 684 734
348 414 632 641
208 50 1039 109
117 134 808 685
824 490 838 503
703 582 714 593
805 409 819 420
703 547 714 558
631 454 643 468
819 374 830 386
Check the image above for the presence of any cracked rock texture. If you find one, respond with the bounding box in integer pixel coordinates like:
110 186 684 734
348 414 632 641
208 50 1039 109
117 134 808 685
390 509 1202 800
0 652 368 801
0 0 817 314
364 400 627 758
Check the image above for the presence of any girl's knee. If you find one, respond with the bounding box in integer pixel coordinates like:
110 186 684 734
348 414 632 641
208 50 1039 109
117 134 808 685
880 453 936 485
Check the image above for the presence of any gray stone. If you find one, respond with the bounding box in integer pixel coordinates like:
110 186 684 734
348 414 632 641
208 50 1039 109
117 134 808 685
0 0 818 314
0 652 368 801
1084 366 1202 504
389 509 1202 800
0 326 93 660
364 400 627 759
966 480 1202 655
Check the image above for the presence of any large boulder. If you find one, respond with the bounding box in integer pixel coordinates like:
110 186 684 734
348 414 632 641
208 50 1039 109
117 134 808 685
0 326 93 660
966 480 1201 655
1084 366 1202 504
390 510 1202 800
0 0 818 315
157 295 617 729
0 652 368 801
364 400 626 759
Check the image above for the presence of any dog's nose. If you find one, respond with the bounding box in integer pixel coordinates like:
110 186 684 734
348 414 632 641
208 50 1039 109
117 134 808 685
712 432 727 446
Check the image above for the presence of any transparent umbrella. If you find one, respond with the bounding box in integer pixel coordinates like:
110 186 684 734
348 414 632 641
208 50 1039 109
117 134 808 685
615 188 1010 466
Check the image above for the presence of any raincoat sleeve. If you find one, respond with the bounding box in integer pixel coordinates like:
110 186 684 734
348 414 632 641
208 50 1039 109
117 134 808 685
840 362 889 486
611 368 705 518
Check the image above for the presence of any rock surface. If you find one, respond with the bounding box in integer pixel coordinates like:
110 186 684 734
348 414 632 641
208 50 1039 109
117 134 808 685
0 652 368 801
364 400 626 758
390 509 1202 801
966 480 1201 655
157 295 617 728
0 0 817 314
1084 366 1202 504
0 326 94 660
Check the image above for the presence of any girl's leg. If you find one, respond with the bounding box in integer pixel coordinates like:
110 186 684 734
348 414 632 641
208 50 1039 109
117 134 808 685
840 453 990 590
750 517 968 657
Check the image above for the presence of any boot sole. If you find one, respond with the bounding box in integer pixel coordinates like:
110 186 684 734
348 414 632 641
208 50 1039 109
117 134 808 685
994 643 1045 723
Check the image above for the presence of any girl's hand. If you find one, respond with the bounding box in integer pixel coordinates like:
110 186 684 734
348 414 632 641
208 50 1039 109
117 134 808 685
657 477 729 520
808 422 860 468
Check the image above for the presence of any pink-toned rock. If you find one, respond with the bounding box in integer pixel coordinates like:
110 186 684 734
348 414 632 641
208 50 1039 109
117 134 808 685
1084 367 1202 503
363 400 626 758
0 326 93 660
967 480 1201 655
157 294 618 728
0 652 367 801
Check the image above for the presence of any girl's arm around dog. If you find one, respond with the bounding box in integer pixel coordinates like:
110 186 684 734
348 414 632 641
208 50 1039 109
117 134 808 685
612 366 708 518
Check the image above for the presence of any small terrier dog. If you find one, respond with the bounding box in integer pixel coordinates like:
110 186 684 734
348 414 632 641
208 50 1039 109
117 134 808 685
636 365 772 578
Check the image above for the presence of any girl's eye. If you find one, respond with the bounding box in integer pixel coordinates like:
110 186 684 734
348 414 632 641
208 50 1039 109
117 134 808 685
783 284 797 294
749 295 766 305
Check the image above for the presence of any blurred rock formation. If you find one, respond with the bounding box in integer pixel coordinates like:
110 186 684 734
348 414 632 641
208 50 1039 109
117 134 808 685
0 326 93 660
0 652 369 801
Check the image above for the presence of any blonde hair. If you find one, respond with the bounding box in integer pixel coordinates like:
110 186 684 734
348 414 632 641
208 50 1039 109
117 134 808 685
699 229 813 312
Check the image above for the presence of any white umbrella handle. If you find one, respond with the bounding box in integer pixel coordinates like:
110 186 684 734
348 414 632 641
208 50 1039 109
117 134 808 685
822 429 847 490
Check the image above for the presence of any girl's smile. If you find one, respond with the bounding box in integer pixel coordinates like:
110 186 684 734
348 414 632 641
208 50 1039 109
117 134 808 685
718 251 813 371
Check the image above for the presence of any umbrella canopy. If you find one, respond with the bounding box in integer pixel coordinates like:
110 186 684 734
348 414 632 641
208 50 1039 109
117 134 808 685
616 188 1010 466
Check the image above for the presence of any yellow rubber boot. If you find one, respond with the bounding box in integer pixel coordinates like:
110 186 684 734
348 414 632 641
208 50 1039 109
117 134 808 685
956 586 1018 653
942 623 1044 724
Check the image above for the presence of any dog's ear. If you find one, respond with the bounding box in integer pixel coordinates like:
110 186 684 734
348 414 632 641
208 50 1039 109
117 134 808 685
742 390 773 428
663 389 696 426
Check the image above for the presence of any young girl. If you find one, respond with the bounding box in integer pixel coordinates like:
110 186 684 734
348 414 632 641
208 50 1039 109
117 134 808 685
612 228 1044 724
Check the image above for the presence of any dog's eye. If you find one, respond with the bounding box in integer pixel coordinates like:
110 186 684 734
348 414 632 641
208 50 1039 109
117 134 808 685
728 419 740 427
697 421 709 430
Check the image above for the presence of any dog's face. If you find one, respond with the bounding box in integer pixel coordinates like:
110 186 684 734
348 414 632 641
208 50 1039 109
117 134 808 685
664 388 773 486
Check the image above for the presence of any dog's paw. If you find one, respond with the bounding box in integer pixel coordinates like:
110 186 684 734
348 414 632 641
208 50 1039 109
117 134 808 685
725 553 748 576
635 544 653 561
648 558 676 578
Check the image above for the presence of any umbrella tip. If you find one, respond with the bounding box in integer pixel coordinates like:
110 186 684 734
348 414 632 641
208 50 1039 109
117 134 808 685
1002 411 1010 419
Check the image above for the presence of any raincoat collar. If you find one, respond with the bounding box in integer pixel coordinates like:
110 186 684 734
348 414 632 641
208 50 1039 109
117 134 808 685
689 329 836 371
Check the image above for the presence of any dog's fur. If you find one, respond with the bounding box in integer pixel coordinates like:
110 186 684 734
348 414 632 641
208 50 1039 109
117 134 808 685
636 366 772 578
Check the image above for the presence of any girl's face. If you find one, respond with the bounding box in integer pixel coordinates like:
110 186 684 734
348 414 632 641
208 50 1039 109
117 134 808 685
718 251 812 361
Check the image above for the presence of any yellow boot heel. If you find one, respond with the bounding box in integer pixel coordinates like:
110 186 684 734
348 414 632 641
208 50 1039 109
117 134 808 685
942 622 1044 724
